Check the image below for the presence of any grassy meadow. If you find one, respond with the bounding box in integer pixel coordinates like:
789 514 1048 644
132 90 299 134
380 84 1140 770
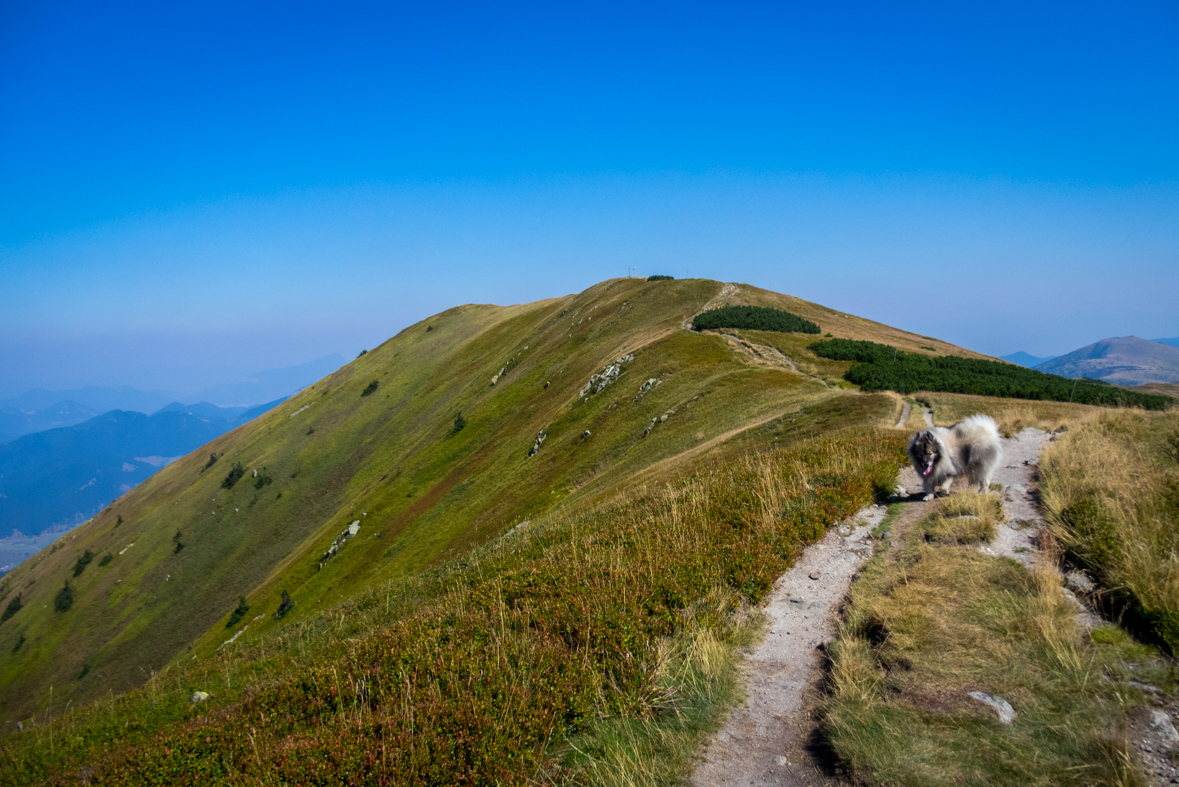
3 275 1174 785
0 429 906 785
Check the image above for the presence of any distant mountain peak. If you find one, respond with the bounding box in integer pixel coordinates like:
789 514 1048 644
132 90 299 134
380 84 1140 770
1034 336 1179 386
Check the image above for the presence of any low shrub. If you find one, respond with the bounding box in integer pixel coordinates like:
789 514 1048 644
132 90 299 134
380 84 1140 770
221 462 245 489
811 338 1171 409
54 581 73 613
647 274 674 281
1 593 22 623
452 411 466 434
225 596 250 628
361 380 379 397
98 552 113 567
72 550 94 577
12 633 25 653
693 305 820 334
254 474 273 490
274 590 294 620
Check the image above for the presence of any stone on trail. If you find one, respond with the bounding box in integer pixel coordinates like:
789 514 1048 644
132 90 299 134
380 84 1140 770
1151 710 1179 744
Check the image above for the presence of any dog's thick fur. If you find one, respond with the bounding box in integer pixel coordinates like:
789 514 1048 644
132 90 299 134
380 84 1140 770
907 414 1002 501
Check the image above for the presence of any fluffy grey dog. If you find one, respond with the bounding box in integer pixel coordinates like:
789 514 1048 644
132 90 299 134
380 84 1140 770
907 414 1002 501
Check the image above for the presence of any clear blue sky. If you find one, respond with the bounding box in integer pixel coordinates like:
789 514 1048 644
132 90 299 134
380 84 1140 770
2 0 1176 398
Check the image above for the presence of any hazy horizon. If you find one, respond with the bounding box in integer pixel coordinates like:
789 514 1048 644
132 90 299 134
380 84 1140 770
3 1 1176 397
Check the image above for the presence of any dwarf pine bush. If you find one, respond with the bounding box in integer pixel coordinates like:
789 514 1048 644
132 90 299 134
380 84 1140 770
693 305 820 334
811 338 1171 409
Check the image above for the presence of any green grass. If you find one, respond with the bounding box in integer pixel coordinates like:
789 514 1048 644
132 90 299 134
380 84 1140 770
1040 410 1179 651
0 429 907 785
0 276 1032 781
823 501 1157 787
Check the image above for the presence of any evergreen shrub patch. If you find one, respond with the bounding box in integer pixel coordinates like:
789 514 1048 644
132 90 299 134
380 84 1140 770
225 596 250 628
811 338 1171 409
221 462 245 489
647 274 674 281
693 305 820 334
54 581 73 613
1 593 21 623
361 380 380 397
72 550 94 577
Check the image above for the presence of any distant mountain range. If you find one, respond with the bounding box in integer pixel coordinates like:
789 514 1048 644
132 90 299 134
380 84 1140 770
0 399 285 573
0 355 346 444
1155 338 1179 349
1000 351 1058 368
1034 337 1179 387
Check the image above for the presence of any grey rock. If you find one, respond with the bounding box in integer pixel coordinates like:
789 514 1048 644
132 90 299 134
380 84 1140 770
191 691 210 704
1065 571 1095 593
1005 484 1028 501
1152 711 1179 743
1129 681 1161 694
774 755 788 766
968 691 1016 724
789 597 805 605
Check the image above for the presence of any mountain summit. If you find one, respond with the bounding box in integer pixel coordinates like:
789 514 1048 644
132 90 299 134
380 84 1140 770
1034 336 1179 387
0 277 983 731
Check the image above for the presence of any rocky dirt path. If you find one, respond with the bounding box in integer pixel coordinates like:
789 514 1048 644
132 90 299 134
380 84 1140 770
719 333 799 374
690 427 1059 787
683 283 739 330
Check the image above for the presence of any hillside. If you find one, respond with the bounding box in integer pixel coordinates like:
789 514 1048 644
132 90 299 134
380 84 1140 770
0 401 287 574
0 278 989 739
1035 335 1179 386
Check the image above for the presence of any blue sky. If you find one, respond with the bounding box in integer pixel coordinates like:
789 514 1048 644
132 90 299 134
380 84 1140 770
2 1 1176 398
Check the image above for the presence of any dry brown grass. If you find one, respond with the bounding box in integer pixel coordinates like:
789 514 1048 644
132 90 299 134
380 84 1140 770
919 391 1103 435
1039 409 1179 649
823 500 1150 787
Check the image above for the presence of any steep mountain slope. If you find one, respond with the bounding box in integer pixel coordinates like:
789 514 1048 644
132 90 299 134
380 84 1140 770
0 278 982 727
1036 335 1179 386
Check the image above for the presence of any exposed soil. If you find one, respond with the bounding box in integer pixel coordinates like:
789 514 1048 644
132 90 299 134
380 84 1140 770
689 426 1075 787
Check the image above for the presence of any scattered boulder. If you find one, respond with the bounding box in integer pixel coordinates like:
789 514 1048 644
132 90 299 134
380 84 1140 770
528 429 548 457
579 355 634 398
808 570 822 580
580 430 591 440
318 520 362 568
191 691 210 704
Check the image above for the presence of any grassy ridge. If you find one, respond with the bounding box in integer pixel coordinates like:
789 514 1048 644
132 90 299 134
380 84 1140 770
812 338 1171 410
0 429 906 785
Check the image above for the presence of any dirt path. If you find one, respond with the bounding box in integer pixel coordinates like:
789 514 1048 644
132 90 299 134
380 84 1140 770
923 407 933 427
894 400 910 429
690 427 1058 786
719 333 799 373
683 283 739 330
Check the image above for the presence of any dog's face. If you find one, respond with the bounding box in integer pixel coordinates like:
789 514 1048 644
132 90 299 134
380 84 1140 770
909 431 941 477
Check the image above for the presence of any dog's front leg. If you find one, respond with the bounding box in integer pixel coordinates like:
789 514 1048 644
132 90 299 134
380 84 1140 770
922 476 938 501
